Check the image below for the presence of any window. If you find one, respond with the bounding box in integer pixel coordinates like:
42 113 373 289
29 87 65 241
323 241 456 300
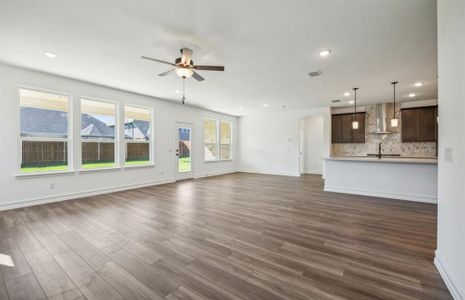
19 88 71 173
220 121 232 160
124 105 152 166
204 118 233 161
204 118 218 161
80 98 117 169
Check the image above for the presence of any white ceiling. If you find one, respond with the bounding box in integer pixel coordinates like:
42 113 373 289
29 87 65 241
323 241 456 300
0 0 438 116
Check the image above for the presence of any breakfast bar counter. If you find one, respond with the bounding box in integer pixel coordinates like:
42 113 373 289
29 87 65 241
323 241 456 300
323 156 438 203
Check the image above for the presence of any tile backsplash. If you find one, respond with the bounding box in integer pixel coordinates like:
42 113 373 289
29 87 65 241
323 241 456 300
331 103 437 157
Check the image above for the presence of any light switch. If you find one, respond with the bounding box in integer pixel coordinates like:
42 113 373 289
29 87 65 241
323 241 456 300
444 147 454 162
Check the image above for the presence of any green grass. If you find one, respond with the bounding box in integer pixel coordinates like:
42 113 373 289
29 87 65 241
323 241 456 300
178 157 191 172
125 160 151 166
20 164 68 173
82 162 116 169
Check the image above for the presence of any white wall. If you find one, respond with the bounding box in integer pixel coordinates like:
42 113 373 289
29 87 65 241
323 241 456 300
238 107 331 177
300 116 324 174
435 1 465 299
0 64 237 210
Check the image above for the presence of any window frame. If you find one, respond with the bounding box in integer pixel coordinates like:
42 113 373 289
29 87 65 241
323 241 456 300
220 120 233 161
204 118 219 162
123 103 154 167
17 86 73 175
79 96 119 171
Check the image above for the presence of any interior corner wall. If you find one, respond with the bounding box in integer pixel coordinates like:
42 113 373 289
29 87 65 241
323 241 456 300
0 63 237 210
237 107 331 177
436 1 465 299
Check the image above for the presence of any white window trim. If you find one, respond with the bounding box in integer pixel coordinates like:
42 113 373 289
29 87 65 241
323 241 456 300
204 118 220 162
204 118 234 162
220 120 233 161
17 86 73 175
79 96 119 171
123 103 154 167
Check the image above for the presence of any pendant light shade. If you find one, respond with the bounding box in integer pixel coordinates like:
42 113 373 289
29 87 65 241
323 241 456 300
391 81 399 128
352 88 359 130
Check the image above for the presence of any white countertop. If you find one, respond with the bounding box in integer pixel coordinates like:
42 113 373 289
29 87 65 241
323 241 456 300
324 156 438 164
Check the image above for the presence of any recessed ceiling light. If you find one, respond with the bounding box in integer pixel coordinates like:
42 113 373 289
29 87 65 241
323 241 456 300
175 90 180 94
263 104 268 108
344 92 350 97
409 93 416 97
349 100 355 104
44 52 57 58
319 49 331 57
239 107 244 111
414 82 424 87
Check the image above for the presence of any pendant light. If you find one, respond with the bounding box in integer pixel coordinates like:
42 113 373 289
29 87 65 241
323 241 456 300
391 81 399 127
352 88 359 130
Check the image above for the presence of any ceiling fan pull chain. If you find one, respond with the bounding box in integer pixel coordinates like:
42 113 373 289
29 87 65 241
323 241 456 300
182 78 186 105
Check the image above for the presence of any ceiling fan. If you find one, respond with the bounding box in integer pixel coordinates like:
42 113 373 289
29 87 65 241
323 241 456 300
141 48 224 81
141 48 224 104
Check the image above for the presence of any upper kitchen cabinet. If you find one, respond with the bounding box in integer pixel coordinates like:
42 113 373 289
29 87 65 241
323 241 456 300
401 106 438 142
331 112 366 144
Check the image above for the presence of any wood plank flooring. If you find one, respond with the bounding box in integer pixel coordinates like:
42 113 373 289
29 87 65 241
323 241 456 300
0 173 451 299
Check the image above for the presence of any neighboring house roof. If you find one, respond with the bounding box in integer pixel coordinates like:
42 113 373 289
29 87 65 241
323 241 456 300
123 120 150 140
20 107 115 139
133 120 150 137
81 112 114 138
20 107 69 138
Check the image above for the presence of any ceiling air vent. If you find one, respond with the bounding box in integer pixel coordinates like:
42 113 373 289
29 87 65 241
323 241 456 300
308 70 323 77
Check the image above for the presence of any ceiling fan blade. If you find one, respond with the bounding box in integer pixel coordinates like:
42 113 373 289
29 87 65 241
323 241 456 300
141 56 176 66
193 65 225 71
181 48 193 65
158 69 175 77
192 71 205 81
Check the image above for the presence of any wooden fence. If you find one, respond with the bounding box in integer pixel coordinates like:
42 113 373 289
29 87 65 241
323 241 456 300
126 142 149 161
21 141 151 166
81 142 115 162
22 141 67 167
179 141 190 158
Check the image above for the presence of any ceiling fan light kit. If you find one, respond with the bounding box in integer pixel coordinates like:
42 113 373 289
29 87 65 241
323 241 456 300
141 48 225 104
175 68 193 79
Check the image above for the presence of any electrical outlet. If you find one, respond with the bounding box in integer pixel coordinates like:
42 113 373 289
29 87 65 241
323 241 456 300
50 183 56 189
160 171 164 176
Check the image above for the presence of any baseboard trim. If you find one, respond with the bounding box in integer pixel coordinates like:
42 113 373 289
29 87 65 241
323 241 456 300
435 250 465 300
237 169 300 177
0 178 176 211
193 170 235 179
324 185 437 203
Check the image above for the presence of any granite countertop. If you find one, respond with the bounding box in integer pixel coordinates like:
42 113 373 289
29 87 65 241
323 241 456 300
324 156 438 164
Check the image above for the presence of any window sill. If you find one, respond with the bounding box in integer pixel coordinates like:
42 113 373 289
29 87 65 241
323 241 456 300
123 164 155 170
79 167 121 173
15 170 75 178
204 159 220 163
204 159 233 163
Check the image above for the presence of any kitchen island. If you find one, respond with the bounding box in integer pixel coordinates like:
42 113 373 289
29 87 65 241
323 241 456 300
323 156 438 203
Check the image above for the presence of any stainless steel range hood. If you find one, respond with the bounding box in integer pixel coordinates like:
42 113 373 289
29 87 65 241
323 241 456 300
370 103 393 134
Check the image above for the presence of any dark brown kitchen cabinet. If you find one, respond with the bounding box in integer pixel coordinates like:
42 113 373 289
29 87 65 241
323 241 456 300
331 112 366 143
401 106 438 142
352 113 366 143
